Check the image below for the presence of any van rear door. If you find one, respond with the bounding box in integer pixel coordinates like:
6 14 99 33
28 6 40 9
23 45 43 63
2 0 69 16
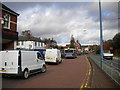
0 51 19 74
45 50 57 62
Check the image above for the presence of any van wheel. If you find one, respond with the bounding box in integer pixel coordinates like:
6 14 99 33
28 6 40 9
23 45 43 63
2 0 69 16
2 74 6 78
110 57 113 60
60 60 62 63
56 60 60 65
23 70 29 79
41 65 47 73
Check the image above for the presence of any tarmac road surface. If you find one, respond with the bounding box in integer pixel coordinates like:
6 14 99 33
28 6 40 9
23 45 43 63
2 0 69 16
2 56 90 88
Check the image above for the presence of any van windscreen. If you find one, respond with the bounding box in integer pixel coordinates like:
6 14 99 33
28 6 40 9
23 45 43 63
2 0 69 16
65 50 74 53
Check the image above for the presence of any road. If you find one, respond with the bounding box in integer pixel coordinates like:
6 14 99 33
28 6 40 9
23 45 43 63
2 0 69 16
2 56 90 88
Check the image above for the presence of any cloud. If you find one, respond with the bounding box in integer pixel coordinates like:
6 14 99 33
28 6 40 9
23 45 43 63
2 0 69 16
4 2 118 45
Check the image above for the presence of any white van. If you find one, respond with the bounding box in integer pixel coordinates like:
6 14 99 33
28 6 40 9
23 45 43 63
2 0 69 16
45 49 62 64
0 50 47 79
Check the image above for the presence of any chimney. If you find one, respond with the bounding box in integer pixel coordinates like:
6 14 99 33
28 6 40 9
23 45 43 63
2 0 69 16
27 32 31 40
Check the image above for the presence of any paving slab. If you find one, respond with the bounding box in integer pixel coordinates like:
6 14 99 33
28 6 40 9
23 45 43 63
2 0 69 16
88 57 120 88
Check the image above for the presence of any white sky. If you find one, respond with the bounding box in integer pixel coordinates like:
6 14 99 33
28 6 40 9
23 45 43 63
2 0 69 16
3 2 119 45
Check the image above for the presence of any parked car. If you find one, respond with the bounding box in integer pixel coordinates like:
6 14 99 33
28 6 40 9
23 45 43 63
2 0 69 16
103 50 113 60
45 49 62 64
0 50 47 79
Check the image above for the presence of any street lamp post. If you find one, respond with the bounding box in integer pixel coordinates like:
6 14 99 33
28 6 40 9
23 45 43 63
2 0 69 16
99 0 103 69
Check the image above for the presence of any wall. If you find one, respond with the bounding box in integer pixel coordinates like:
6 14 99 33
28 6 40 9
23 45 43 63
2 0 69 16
1 7 18 50
3 41 14 50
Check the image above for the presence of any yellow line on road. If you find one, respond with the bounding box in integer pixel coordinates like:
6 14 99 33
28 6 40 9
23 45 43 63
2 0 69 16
80 56 92 90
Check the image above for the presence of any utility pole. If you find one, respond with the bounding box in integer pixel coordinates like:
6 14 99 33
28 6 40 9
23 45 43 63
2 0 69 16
99 0 103 69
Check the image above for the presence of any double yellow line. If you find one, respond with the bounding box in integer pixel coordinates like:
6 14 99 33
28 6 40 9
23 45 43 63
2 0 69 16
80 56 92 90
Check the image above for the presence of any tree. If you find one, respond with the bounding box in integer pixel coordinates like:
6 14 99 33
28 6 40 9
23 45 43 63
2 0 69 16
105 39 113 43
43 38 51 44
57 45 64 49
95 46 100 54
69 35 75 48
43 38 57 48
113 32 120 50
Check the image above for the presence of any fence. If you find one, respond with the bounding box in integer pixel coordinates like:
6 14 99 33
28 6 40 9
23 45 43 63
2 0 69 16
89 54 120 86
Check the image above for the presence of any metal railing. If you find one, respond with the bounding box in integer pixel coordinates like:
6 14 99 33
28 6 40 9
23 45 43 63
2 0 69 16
89 54 120 86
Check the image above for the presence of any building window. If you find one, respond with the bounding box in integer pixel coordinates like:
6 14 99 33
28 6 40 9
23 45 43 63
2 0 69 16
38 42 40 46
43 43 45 47
37 42 39 46
16 41 19 45
21 41 24 45
3 13 10 29
35 42 37 46
41 43 43 47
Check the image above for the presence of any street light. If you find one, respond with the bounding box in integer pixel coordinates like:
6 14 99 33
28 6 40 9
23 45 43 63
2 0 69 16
99 0 103 69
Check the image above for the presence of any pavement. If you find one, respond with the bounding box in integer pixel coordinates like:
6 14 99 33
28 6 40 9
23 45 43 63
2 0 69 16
113 56 120 60
88 56 120 88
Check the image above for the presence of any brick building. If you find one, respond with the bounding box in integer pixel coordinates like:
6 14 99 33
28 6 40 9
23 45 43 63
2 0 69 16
103 42 113 52
74 40 82 55
0 3 19 50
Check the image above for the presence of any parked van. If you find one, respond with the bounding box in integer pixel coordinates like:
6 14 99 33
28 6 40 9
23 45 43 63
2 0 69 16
0 50 47 79
45 49 62 64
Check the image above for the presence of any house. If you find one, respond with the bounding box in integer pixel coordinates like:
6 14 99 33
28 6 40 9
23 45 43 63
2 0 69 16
83 46 90 51
81 45 90 53
50 38 57 47
74 40 82 54
64 44 70 49
103 42 113 51
0 3 19 50
14 30 45 49
43 38 57 49
75 40 81 49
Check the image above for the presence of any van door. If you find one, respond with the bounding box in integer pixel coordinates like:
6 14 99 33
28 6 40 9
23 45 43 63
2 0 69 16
59 51 61 62
37 52 44 69
0 51 18 74
57 51 59 62
57 51 61 62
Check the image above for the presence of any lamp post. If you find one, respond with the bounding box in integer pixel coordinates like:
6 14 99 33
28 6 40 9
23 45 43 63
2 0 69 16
99 0 103 69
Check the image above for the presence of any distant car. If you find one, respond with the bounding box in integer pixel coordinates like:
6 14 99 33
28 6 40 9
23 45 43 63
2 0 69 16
103 50 113 60
64 48 77 59
85 50 89 54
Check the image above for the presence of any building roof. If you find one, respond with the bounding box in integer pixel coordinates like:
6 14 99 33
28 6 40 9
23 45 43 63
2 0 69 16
18 36 44 42
0 3 19 16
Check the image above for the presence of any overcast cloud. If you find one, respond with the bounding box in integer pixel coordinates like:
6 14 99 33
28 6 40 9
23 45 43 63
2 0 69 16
3 2 119 45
